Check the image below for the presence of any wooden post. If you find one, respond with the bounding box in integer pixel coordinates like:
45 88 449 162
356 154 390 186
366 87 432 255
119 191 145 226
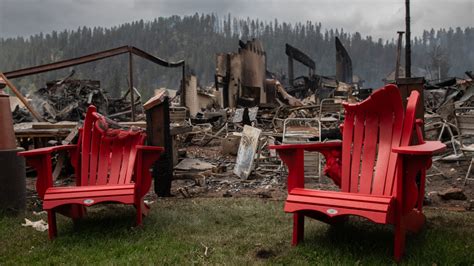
180 64 186 107
144 93 173 197
0 73 44 122
397 77 425 137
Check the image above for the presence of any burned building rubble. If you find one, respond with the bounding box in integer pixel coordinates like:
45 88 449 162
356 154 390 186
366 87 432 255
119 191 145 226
13 72 144 123
215 39 269 108
3 39 474 206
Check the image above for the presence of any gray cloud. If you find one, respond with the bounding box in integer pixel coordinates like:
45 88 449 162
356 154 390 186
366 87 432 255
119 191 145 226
0 0 472 40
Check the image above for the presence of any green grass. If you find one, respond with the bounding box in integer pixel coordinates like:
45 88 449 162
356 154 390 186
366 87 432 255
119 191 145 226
0 198 473 265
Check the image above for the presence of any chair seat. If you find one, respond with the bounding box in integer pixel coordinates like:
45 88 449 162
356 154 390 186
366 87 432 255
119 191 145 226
285 188 395 224
43 184 136 210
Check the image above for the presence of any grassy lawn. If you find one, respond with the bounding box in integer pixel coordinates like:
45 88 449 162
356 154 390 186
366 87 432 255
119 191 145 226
0 198 472 265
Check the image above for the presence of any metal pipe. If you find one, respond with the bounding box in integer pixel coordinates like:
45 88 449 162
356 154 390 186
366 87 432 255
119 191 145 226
4 46 184 80
405 0 411 78
129 52 135 121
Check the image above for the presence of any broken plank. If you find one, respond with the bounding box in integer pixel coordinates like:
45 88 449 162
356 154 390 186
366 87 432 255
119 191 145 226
233 125 262 179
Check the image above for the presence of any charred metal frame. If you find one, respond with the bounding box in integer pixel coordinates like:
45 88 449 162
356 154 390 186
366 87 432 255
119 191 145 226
4 45 185 121
335 37 353 84
285 44 315 87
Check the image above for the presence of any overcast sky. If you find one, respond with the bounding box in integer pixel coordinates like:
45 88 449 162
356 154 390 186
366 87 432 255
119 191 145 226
0 0 472 41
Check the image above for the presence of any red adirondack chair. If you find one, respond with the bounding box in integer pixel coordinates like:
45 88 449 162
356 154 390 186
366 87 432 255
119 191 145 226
18 105 163 239
270 84 446 261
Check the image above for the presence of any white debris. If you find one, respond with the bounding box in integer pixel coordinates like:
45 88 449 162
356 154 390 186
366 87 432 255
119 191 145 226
21 218 48 232
144 200 154 205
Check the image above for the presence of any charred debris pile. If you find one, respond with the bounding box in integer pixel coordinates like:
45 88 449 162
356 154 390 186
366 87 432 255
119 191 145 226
13 72 143 123
8 40 474 202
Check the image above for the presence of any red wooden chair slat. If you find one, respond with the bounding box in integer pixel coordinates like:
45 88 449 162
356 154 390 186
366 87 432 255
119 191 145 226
96 136 110 185
47 184 135 193
287 195 391 212
45 188 135 200
80 107 94 186
340 111 355 192
88 124 102 185
359 113 379 194
108 138 124 185
270 84 446 261
118 136 133 184
290 188 392 203
349 113 365 192
371 109 396 195
18 105 164 239
123 136 143 184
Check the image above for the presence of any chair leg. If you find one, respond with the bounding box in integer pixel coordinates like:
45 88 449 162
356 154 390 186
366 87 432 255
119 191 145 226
135 202 143 226
141 201 150 216
292 212 304 246
464 157 473 186
394 221 406 262
70 204 87 220
47 210 57 240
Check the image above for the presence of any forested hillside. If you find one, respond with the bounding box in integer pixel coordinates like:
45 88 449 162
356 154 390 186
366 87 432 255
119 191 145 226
0 13 472 99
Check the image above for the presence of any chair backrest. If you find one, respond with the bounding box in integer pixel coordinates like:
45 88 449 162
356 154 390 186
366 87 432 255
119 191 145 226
340 84 418 196
319 98 343 119
454 107 474 148
169 106 188 124
455 108 474 136
75 106 146 186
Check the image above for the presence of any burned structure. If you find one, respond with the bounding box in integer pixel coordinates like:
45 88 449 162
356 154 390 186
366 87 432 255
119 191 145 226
4 45 185 122
215 39 269 108
284 43 317 99
284 39 359 102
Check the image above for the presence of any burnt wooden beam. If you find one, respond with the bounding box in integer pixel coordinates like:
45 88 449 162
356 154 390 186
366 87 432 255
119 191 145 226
144 94 173 197
0 73 45 122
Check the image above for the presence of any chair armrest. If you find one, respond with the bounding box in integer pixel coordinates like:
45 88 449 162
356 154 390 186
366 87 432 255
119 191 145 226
136 145 165 153
17 144 77 157
135 146 164 199
393 141 445 214
269 141 343 189
17 145 77 199
392 141 446 155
